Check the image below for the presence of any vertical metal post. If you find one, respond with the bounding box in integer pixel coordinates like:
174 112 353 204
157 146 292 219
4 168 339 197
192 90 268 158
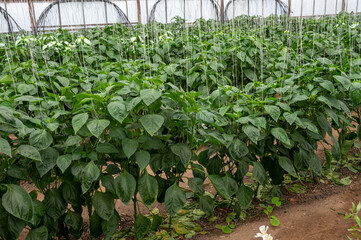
125 0 129 20
301 0 303 17
335 0 338 14
324 0 327 15
262 0 264 17
104 1 108 24
136 0 141 23
27 0 36 33
165 0 168 23
81 0 86 29
342 0 346 11
221 0 224 22
146 0 149 23
57 2 62 27
312 0 315 16
247 0 250 15
233 0 235 19
184 0 186 22
357 0 360 13
200 0 202 18
288 0 291 16
275 0 278 15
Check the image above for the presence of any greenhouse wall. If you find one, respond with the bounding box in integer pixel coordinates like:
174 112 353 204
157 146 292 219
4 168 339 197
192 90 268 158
0 0 360 33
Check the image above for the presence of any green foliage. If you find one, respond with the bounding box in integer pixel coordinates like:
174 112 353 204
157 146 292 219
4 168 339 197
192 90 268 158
0 13 360 239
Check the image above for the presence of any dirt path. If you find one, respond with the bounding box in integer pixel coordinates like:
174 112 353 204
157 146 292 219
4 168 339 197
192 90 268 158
200 174 361 240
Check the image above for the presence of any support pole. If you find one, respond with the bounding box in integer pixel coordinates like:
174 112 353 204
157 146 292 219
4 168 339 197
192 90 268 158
221 0 224 22
342 0 346 11
137 0 141 23
288 0 291 16
27 0 36 33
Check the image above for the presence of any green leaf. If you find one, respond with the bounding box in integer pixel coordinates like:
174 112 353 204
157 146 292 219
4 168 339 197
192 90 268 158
252 162 267 185
333 75 351 90
114 171 136 205
271 127 291 145
122 138 138 158
62 181 81 206
26 226 48 240
36 147 59 177
208 175 237 199
283 112 297 125
306 153 322 176
30 200 45 226
188 177 205 194
72 113 88 134
264 105 281 122
0 137 11 157
93 191 115 221
87 119 110 138
64 135 82 147
199 195 214 216
317 57 333 65
244 69 257 81
2 184 33 221
229 139 248 160
236 184 253 208
17 145 42 162
270 216 280 226
140 89 161 106
319 80 335 93
107 101 128 124
101 211 120 240
56 155 72 173
242 125 260 143
134 214 151 239
278 156 297 177
90 213 102 238
81 161 100 194
135 150 151 170
29 129 53 150
44 188 67 220
171 143 192 168
350 82 361 105
139 114 164 136
96 143 119 153
0 75 14 84
138 172 158 208
65 211 83 232
165 184 186 216
222 225 232 234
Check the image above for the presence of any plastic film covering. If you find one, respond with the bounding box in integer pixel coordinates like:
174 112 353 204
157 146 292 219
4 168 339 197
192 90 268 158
225 0 288 19
36 0 132 32
0 6 21 33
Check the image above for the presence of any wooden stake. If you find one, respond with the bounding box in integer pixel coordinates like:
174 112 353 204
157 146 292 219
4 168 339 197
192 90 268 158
27 0 36 33
137 0 141 23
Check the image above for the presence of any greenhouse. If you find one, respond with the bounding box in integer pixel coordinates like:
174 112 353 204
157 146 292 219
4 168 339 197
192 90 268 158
1 0 361 239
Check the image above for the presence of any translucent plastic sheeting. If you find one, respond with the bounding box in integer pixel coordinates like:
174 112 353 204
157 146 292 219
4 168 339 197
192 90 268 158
225 0 287 19
148 0 220 23
289 0 357 16
4 2 31 31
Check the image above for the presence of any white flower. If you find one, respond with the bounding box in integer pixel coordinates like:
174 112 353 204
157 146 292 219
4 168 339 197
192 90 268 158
255 225 274 240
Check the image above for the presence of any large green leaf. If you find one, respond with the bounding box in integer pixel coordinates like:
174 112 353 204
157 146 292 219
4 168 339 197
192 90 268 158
333 75 351 90
134 214 151 240
278 156 297 177
170 143 192 167
114 171 136 205
140 114 164 136
87 119 110 138
101 210 120 240
93 191 115 221
107 101 128 124
17 145 42 162
72 113 88 134
271 127 291 145
0 137 11 157
264 105 281 122
2 184 33 221
96 143 119 153
36 147 59 177
236 184 253 208
122 138 138 158
81 161 100 193
140 89 161 106
44 189 67 220
135 150 151 170
229 139 248 160
252 162 267 185
164 184 186 216
65 211 83 233
56 155 72 173
199 195 214 216
26 226 48 240
138 172 158 208
29 129 53 150
208 175 237 199
242 124 260 143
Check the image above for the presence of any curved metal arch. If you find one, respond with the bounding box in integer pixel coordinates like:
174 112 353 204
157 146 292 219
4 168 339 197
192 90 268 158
0 6 22 33
224 0 289 20
36 0 132 32
148 0 221 23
